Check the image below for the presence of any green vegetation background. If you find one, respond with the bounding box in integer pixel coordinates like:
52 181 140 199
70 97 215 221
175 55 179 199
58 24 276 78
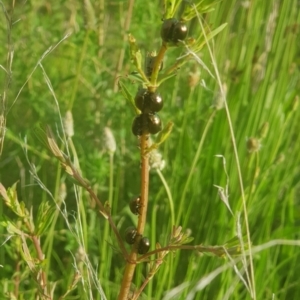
0 0 300 299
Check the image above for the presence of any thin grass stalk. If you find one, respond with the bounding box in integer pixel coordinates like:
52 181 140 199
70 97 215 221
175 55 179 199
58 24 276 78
99 151 114 281
176 109 217 224
195 9 256 300
43 163 64 276
246 152 259 207
0 1 14 155
68 30 90 110
113 0 135 92
156 169 175 227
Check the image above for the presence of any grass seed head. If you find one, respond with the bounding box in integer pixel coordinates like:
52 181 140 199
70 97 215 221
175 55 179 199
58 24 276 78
103 127 116 153
63 110 74 138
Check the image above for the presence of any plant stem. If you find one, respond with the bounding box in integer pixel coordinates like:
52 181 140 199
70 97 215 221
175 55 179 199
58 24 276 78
23 218 49 297
137 243 240 260
149 43 168 90
31 235 49 296
68 29 90 111
117 133 150 299
137 134 150 235
156 169 175 226
118 34 167 300
86 186 128 258
100 152 115 283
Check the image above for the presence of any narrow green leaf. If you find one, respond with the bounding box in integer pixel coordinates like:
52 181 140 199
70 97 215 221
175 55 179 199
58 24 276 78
45 125 64 159
182 1 221 21
206 23 228 41
128 34 143 71
157 71 178 86
33 123 64 159
118 80 140 115
126 72 145 84
182 236 194 244
146 122 174 153
163 0 178 18
0 183 28 218
6 221 25 236
224 234 248 248
36 201 55 236
32 123 49 149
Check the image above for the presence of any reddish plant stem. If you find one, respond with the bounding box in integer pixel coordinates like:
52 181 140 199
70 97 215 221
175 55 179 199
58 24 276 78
23 218 50 297
117 133 149 300
117 37 168 300
117 41 168 299
31 235 48 294
136 134 150 235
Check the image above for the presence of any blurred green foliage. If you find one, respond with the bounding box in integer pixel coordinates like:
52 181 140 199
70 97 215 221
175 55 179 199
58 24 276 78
0 0 300 299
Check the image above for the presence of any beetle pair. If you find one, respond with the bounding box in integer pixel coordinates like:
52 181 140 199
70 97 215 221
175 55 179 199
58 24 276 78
124 226 150 254
132 88 163 136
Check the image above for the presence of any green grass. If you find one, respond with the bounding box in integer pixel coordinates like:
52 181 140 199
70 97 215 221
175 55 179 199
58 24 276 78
1 0 300 299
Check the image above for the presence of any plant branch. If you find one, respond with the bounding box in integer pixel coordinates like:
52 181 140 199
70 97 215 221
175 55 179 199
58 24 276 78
149 43 168 90
117 133 150 299
22 217 50 298
137 134 150 235
85 185 128 259
137 243 243 262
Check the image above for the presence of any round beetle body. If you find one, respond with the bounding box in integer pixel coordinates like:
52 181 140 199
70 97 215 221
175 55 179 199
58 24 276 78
138 237 150 254
147 113 162 134
124 227 137 245
132 113 162 136
161 18 188 44
130 196 141 215
135 89 163 113
132 114 144 136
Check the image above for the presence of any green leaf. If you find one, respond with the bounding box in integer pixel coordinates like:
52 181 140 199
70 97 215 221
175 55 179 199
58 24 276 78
32 123 49 149
195 23 227 51
206 23 227 41
224 234 248 248
182 236 194 244
127 72 145 84
5 220 25 236
0 182 28 218
182 0 221 21
223 234 249 256
35 201 55 236
163 0 178 18
157 71 178 86
145 122 174 153
33 124 65 159
118 80 140 115
128 34 143 71
45 125 65 159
